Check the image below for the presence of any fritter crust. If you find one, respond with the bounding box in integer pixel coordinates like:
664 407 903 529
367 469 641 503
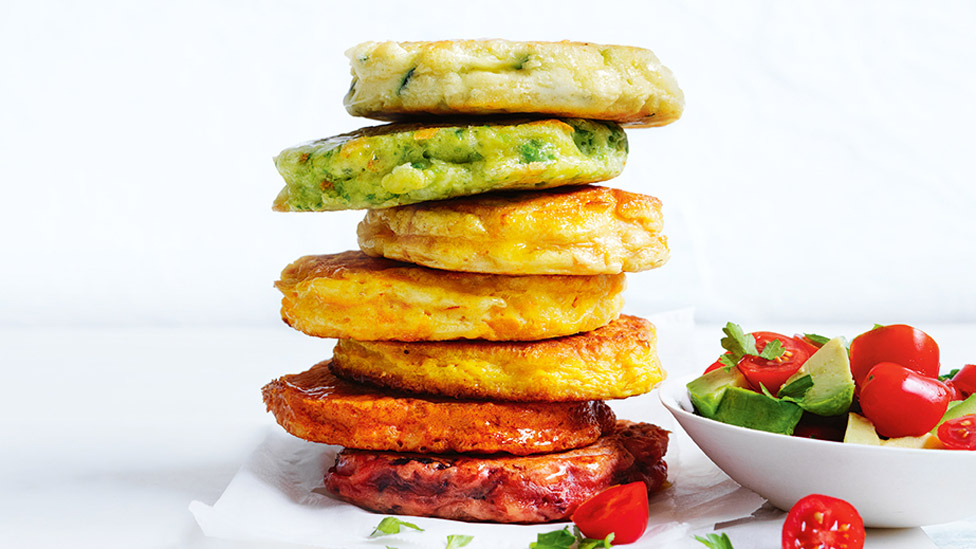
324 421 670 523
262 361 616 455
358 185 669 275
275 251 625 341
331 315 665 401
344 40 684 128
273 118 626 211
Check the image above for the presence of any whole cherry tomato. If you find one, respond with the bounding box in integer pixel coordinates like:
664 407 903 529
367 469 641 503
859 362 951 438
704 355 729 374
571 481 648 544
737 332 811 394
849 324 940 388
951 364 976 396
782 494 865 549
937 415 976 450
941 378 966 401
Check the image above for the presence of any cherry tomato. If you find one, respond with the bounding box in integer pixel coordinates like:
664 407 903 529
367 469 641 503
571 481 648 544
937 415 976 450
849 324 940 388
704 355 728 374
951 364 976 396
782 494 865 549
737 332 811 394
859 362 951 438
941 379 966 401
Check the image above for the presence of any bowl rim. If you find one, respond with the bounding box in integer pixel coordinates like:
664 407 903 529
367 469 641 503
659 373 976 458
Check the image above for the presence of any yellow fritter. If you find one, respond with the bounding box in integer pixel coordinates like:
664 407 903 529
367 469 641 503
275 251 625 341
331 315 665 402
345 40 684 127
358 185 670 275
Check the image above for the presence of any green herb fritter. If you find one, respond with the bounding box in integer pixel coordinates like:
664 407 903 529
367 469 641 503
272 118 627 211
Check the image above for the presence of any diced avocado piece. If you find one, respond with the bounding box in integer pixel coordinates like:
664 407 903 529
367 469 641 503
844 412 882 445
687 366 750 418
930 392 976 434
778 337 855 417
711 386 804 435
882 433 944 449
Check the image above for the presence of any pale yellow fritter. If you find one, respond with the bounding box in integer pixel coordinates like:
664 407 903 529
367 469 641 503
331 315 665 402
344 40 684 127
275 251 625 341
358 185 669 275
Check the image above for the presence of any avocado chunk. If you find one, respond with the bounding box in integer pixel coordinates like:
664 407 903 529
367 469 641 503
712 386 804 435
778 337 855 417
687 366 750 418
844 412 882 445
930 392 976 434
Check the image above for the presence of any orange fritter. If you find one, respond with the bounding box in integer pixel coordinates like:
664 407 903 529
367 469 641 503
325 421 670 523
262 361 616 455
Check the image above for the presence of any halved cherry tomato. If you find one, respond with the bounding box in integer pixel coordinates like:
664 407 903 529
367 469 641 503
859 362 951 438
571 481 648 544
937 415 976 450
782 494 865 549
849 324 940 388
737 332 811 394
951 364 976 396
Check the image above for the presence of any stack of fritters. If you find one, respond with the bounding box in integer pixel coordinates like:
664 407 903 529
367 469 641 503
263 39 683 524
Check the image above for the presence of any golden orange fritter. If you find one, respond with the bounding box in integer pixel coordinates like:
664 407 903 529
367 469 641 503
331 315 665 401
262 361 616 455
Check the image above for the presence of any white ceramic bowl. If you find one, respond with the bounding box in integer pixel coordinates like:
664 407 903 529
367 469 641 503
660 375 976 528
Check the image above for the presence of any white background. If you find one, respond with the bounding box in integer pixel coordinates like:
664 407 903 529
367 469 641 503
3 0 975 328
2 3 976 547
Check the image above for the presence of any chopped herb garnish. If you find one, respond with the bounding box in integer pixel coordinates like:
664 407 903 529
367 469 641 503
446 534 474 548
940 368 961 381
695 532 735 549
778 374 814 400
719 322 785 368
758 338 785 360
530 527 577 548
803 332 831 346
370 516 424 537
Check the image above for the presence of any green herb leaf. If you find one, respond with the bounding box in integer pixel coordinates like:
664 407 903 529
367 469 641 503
940 369 961 382
778 374 814 400
872 323 885 330
530 527 576 549
446 534 473 548
695 532 735 549
370 517 424 537
719 354 738 370
758 338 785 360
720 322 758 362
803 333 831 346
578 532 615 549
758 383 776 398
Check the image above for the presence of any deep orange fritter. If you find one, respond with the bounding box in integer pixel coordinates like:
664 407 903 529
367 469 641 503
262 361 616 455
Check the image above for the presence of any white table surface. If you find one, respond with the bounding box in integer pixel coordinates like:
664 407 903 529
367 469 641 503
2 323 974 548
